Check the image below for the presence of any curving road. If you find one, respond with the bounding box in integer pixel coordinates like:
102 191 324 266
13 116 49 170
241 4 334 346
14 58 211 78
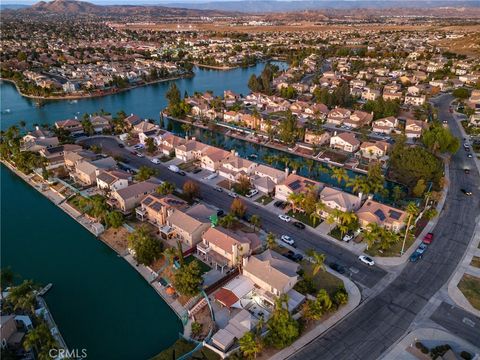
288 94 480 359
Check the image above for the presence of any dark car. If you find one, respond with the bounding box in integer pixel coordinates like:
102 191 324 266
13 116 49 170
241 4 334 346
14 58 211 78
274 200 284 208
409 251 423 262
216 209 225 217
460 188 473 196
192 168 202 174
292 221 305 229
329 262 346 274
178 170 186 176
118 143 125 148
464 169 470 174
292 253 304 262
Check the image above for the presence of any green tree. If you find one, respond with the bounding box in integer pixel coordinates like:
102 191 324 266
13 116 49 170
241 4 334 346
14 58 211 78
452 87 470 99
135 166 157 181
145 137 156 154
5 280 38 315
163 247 177 264
239 331 263 359
219 213 236 229
331 167 349 184
421 123 459 155
128 225 163 266
157 181 175 195
173 259 203 297
412 179 427 197
23 320 58 360
105 211 123 228
266 295 300 349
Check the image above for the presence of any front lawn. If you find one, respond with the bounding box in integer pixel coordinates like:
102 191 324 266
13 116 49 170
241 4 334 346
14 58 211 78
287 210 320 228
329 226 343 241
184 256 211 275
365 233 414 258
256 195 274 205
296 262 343 296
458 274 480 310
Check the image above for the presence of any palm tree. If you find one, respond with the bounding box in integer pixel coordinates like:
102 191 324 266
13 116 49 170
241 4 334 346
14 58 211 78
331 167 349 184
316 289 333 312
305 159 316 176
266 232 277 249
288 192 305 213
364 223 381 250
250 214 261 232
347 176 370 195
219 213 236 228
401 202 419 255
306 249 326 276
327 209 343 225
239 331 262 359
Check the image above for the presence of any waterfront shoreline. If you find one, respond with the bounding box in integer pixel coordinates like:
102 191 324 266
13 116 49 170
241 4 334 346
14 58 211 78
0 73 193 102
0 160 187 335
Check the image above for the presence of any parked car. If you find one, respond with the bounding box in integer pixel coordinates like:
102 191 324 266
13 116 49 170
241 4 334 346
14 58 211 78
151 158 160 164
168 165 180 173
467 154 473 158
416 243 428 254
216 209 225 217
178 170 186 176
192 168 202 174
278 214 291 222
292 253 303 262
136 152 144 158
274 200 284 208
292 221 305 229
460 189 473 196
464 169 470 174
118 143 125 148
245 189 259 198
409 251 423 262
214 186 223 192
358 255 375 266
329 262 346 274
280 235 295 246
133 144 144 150
422 232 434 244
228 191 238 198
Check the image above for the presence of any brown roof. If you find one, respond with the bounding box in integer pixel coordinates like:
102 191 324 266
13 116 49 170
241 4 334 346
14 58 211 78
214 288 239 308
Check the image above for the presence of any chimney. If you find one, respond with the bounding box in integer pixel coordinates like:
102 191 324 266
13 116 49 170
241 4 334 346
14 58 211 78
242 257 248 268
358 192 363 201
285 167 290 178
292 169 297 175
185 135 189 140
35 125 40 130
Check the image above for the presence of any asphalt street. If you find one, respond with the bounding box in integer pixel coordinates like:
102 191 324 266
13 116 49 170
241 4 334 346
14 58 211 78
81 139 386 290
284 94 480 359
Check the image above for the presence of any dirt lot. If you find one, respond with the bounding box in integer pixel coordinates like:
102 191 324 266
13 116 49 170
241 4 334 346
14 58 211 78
100 226 130 255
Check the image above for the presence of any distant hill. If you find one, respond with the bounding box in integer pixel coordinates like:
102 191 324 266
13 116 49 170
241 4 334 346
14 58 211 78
11 0 234 16
162 0 480 13
0 4 29 10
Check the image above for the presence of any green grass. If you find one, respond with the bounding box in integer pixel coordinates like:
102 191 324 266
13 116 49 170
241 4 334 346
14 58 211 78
365 233 414 258
300 262 343 295
287 210 320 228
470 256 480 269
458 274 480 310
328 226 343 241
255 195 274 205
185 256 211 275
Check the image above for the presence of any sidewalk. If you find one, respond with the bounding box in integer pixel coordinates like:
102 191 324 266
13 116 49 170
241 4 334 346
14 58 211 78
446 216 480 317
380 327 480 360
269 268 361 360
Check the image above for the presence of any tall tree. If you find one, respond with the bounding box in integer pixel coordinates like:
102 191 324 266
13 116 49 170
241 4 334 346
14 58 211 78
306 249 326 276
230 198 247 218
401 202 419 255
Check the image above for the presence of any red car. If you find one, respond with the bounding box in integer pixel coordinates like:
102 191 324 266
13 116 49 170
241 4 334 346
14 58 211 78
423 232 434 244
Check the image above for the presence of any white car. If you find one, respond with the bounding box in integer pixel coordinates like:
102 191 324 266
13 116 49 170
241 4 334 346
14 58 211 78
214 186 223 192
150 158 160 164
358 255 375 266
245 189 259 198
136 152 144 158
342 233 354 242
280 235 295 246
278 214 291 222
227 191 238 198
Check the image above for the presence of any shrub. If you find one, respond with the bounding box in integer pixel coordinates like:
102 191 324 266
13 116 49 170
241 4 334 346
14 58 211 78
460 351 472 360
430 344 451 359
415 341 429 354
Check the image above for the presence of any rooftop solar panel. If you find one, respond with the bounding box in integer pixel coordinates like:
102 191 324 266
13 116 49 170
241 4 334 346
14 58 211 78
374 209 386 221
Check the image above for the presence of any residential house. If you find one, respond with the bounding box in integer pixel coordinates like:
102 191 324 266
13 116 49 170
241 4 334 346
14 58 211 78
275 173 322 202
405 119 425 139
136 192 188 225
90 115 111 133
200 147 231 172
218 155 257 183
166 204 215 248
327 108 351 126
330 132 360 153
404 95 426 106
96 169 131 192
372 116 398 134
242 249 300 297
357 199 407 232
318 187 362 219
111 180 159 212
344 110 373 128
197 227 261 271
124 113 142 128
361 88 380 101
252 165 286 194
55 119 83 135
175 138 208 162
357 140 390 161
304 129 331 146
158 132 185 156
72 157 116 185
223 111 240 123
